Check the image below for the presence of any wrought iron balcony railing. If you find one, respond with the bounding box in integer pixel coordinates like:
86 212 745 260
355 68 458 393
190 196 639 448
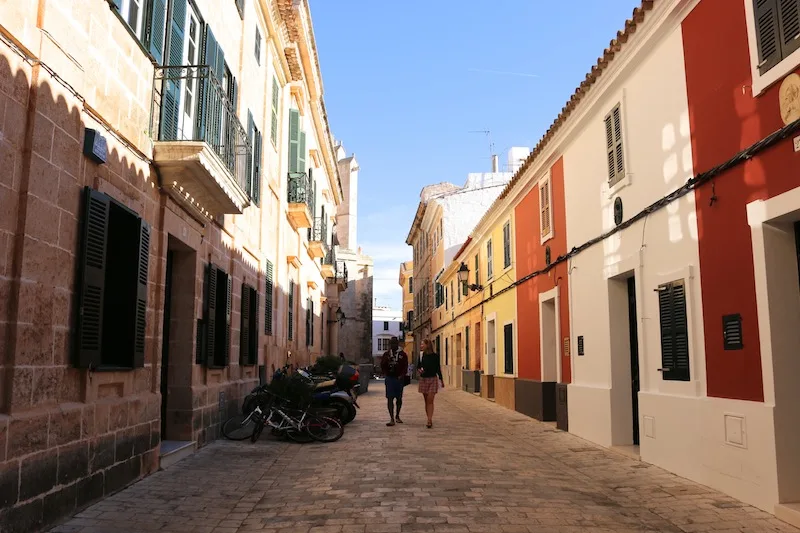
310 217 328 243
323 247 336 266
288 172 311 205
335 260 348 285
152 65 251 193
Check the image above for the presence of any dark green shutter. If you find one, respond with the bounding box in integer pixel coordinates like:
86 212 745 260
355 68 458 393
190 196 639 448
310 300 314 347
76 187 110 369
305 297 311 346
604 104 625 186
264 261 274 335
289 281 294 341
658 281 690 381
756 0 782 74
465 325 470 369
253 130 262 205
159 0 187 140
246 111 254 198
504 324 513 374
112 0 123 10
199 26 224 146
224 273 231 366
240 283 250 365
288 109 300 173
271 78 279 144
133 220 150 368
205 264 217 367
298 131 307 172
146 0 167 64
779 0 800 57
251 289 259 364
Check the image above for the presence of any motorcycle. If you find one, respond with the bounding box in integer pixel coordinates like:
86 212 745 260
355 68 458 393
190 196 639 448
297 368 359 424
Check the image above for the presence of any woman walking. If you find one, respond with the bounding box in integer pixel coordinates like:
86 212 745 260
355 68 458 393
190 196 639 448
417 338 444 428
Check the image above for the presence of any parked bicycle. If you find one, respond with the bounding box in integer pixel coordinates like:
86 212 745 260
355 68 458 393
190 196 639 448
222 390 343 443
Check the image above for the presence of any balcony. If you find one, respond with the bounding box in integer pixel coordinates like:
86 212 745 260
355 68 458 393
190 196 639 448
321 247 335 279
308 217 328 259
335 260 348 291
287 172 312 229
151 66 251 215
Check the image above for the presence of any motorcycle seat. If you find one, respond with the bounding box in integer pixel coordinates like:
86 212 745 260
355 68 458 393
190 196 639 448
315 379 337 389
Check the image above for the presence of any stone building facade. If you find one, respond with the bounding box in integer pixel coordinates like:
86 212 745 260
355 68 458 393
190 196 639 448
0 0 347 531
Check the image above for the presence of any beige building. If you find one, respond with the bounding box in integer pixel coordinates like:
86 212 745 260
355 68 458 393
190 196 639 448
0 0 351 530
398 261 414 357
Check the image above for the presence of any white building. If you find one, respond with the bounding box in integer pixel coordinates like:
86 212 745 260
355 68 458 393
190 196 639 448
372 305 403 365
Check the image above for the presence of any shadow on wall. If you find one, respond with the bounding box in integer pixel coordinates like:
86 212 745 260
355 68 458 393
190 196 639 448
0 48 297 533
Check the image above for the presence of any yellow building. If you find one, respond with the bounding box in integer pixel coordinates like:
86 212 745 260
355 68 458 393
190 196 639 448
433 204 518 410
398 261 415 358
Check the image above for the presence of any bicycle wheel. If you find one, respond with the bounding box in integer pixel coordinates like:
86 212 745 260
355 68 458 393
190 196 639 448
284 427 314 443
250 419 265 443
222 414 256 441
305 415 344 443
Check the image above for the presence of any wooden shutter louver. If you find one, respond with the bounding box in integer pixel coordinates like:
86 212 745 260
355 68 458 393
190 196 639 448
246 111 254 198
205 264 217 367
658 281 690 381
504 323 514 374
133 220 150 368
288 109 300 173
723 313 744 350
298 131 307 173
605 104 625 186
264 261 274 335
271 78 279 144
253 130 262 205
240 283 251 365
756 0 782 73
146 0 167 64
224 273 231 366
160 0 187 140
779 0 800 57
288 280 294 340
76 188 110 368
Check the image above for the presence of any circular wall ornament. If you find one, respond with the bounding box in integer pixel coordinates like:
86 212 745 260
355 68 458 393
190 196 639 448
614 197 623 226
779 73 800 126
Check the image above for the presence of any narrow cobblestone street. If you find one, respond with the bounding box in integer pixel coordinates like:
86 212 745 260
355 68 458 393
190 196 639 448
49 385 800 533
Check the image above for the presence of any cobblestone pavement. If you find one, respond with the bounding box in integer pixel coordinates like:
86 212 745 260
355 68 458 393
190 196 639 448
49 384 799 533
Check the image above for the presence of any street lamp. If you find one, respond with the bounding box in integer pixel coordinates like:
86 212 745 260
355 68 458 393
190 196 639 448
458 262 483 292
327 306 346 327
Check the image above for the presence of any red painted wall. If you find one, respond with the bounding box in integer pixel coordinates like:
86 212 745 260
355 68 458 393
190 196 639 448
515 157 571 383
682 0 800 401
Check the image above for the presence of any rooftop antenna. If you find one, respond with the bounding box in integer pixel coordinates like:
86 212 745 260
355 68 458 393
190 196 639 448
468 130 495 163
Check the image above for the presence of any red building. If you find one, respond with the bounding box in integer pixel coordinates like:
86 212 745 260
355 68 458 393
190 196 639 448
683 0 800 522
514 157 571 430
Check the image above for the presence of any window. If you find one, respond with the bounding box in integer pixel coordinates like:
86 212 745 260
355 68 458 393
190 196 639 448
288 279 295 341
75 187 150 369
445 284 449 310
407 310 413 330
235 0 245 19
445 337 449 365
383 321 389 331
540 177 553 241
436 336 441 355
657 280 690 381
604 104 625 187
111 0 167 63
504 323 514 374
240 284 258 365
305 297 315 346
264 260 274 335
753 0 800 75
408 276 413 293
378 338 391 351
474 254 480 286
202 263 232 368
289 109 307 173
457 278 461 303
450 281 454 307
465 325 470 369
254 27 261 64
271 78 280 146
503 221 512 268
246 111 262 205
487 240 494 279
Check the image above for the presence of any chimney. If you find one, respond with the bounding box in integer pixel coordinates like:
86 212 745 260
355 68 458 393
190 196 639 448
491 154 499 173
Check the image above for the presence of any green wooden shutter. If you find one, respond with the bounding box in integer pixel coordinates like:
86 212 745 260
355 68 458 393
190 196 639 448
779 0 800 58
288 109 300 173
246 111 254 198
253 130 262 205
224 273 232 366
305 297 311 346
271 78 279 144
465 325 470 369
133 220 150 368
159 0 187 140
658 281 690 382
264 261 274 335
298 131 307 173
288 280 294 340
146 0 167 64
251 289 259 364
205 263 218 367
76 187 110 369
504 324 514 374
756 0 782 74
310 300 314 346
604 104 625 186
240 283 251 365
112 0 123 10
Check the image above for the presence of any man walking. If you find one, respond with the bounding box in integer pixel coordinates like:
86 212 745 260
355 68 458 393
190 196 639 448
381 336 408 426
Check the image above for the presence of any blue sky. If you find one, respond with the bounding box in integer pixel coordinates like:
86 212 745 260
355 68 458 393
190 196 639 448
310 0 642 309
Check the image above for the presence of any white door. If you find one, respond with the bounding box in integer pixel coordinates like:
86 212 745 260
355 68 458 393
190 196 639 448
178 8 200 140
486 319 496 375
